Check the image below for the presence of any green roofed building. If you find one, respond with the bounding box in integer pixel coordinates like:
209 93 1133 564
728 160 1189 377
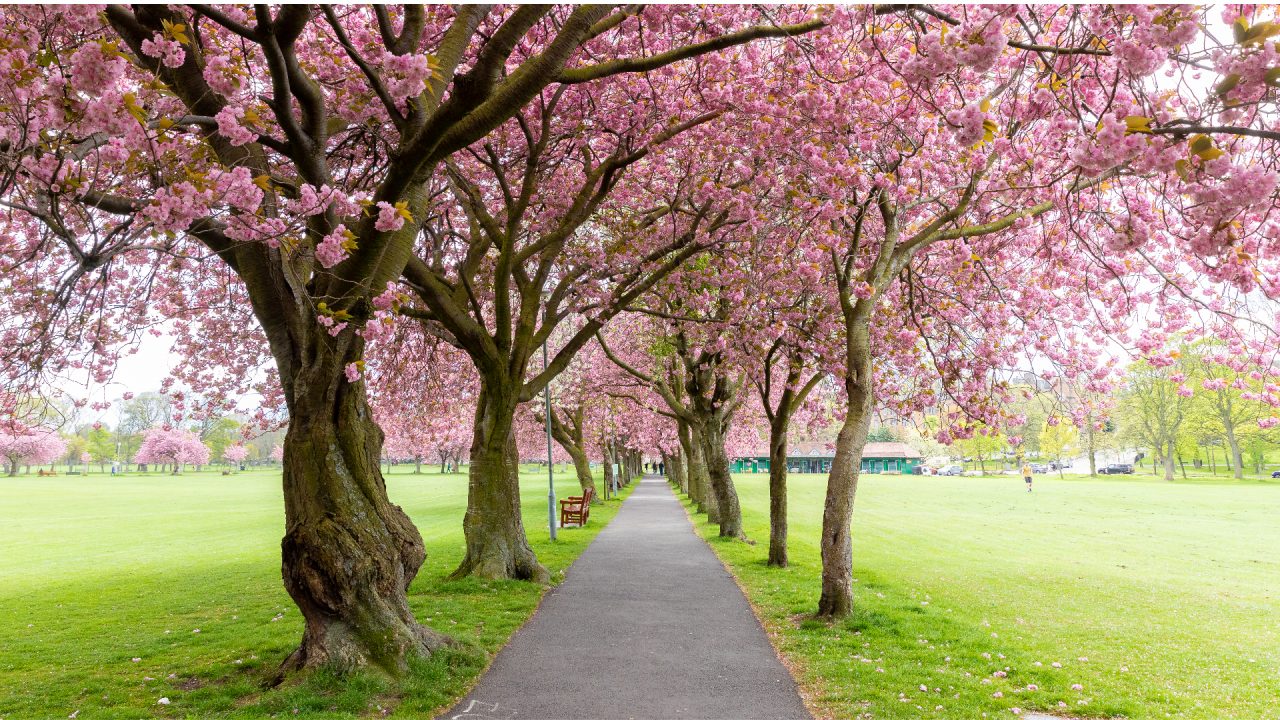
731 441 923 475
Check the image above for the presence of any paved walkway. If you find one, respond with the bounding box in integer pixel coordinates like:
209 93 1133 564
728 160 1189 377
439 476 810 720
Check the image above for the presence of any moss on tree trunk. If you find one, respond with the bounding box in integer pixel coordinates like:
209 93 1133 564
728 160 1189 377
451 383 548 583
701 419 744 539
278 374 449 677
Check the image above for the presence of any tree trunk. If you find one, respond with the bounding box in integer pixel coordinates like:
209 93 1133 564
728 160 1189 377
548 410 600 503
670 448 687 494
1085 425 1097 476
451 382 548 583
1162 444 1176 482
701 418 744 539
601 442 616 499
767 416 789 567
567 445 599 500
688 424 718 522
676 422 694 496
1224 427 1244 480
817 320 875 620
277 372 448 676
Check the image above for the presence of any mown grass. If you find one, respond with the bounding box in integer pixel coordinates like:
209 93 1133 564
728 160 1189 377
686 472 1280 719
0 465 625 719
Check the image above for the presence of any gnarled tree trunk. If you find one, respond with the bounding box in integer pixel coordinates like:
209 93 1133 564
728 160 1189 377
278 354 448 676
451 381 548 583
688 424 718 522
701 418 744 539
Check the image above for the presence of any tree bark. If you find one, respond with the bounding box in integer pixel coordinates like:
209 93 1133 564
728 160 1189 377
670 448 687 493
1224 425 1244 480
451 381 548 583
688 424 718 522
817 321 875 619
601 442 616 499
1162 444 1176 482
701 417 744 539
548 408 600 503
566 444 598 499
767 415 790 567
676 422 695 496
278 368 449 676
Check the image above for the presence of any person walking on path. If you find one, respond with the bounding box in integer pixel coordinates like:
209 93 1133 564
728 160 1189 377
1022 461 1033 492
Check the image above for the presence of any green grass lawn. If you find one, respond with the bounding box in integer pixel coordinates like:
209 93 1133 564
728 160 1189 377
960 455 1280 483
0 465 624 719
689 472 1280 720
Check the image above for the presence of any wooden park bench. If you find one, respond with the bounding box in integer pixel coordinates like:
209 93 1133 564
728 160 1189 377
559 486 594 528
37 469 58 477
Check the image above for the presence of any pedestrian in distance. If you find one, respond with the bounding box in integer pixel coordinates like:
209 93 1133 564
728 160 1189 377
1022 462 1033 492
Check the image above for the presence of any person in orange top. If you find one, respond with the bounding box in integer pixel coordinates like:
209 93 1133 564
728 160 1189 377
1021 462 1033 492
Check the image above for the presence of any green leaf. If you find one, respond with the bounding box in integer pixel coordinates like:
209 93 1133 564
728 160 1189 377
1215 73 1242 97
1123 115 1153 135
1188 134 1223 161
1233 16 1251 44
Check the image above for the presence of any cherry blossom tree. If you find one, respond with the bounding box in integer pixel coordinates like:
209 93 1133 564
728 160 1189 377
223 443 249 468
134 427 212 474
0 4 823 672
0 426 67 476
733 5 1280 619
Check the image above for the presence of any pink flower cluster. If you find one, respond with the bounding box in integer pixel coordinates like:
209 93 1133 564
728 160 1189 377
379 52 435 102
134 427 211 468
946 104 987 147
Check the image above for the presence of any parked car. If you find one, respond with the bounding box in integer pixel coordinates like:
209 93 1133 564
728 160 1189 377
1272 469 1280 479
1030 463 1048 474
938 465 964 476
1099 463 1135 475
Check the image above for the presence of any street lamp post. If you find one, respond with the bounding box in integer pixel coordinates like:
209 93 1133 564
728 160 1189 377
543 337 557 541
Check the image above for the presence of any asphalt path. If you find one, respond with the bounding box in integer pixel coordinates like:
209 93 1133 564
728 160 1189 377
438 475 810 720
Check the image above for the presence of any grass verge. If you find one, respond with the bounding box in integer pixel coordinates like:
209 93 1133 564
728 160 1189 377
0 466 629 719
683 472 1280 719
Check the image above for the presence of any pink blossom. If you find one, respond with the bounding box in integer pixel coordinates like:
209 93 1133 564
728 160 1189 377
315 226 352 269
69 42 125 95
140 35 185 68
215 107 256 147
374 202 405 232
344 362 362 382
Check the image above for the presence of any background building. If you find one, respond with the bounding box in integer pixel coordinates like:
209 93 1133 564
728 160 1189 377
732 441 922 474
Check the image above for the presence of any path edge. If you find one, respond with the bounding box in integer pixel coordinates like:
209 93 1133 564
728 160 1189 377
425 480 640 719
668 483 820 720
